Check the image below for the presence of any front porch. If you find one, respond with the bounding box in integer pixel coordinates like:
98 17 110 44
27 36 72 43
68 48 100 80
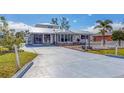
26 33 91 46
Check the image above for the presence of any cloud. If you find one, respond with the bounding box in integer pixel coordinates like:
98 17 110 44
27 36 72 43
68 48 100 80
81 25 99 33
110 22 124 30
82 22 124 33
8 21 32 31
73 20 77 23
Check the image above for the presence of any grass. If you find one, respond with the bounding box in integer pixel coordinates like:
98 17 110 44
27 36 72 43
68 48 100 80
88 48 124 56
0 51 37 78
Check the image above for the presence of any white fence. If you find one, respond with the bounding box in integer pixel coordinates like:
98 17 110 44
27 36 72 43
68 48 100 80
90 41 124 49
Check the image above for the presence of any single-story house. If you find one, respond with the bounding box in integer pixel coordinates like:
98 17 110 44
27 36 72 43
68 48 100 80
26 23 93 46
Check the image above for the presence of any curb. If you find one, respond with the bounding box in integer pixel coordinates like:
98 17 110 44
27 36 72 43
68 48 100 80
106 55 124 59
12 62 33 78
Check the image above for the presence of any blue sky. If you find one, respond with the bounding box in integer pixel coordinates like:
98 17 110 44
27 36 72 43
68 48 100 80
0 14 124 30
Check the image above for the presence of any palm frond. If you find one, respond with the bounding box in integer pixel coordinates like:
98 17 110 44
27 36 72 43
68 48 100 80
96 20 107 26
94 25 102 29
106 25 113 31
105 19 113 24
96 20 103 23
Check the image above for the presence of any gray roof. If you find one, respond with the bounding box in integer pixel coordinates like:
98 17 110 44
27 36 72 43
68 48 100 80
72 30 94 35
29 27 92 35
35 23 59 27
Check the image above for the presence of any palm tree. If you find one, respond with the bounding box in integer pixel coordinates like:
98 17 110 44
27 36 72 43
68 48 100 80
60 17 70 30
51 18 58 25
94 19 113 46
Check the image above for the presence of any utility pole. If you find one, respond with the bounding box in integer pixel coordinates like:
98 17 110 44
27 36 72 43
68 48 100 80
115 43 118 56
14 44 21 70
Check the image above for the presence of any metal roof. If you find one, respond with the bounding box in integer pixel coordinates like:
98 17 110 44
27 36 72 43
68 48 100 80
29 27 92 35
35 23 59 27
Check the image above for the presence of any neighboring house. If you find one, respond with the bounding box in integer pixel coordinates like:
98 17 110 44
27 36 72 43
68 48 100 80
26 23 93 46
92 33 112 42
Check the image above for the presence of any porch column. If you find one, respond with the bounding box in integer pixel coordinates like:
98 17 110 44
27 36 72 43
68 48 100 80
67 34 69 43
55 34 57 44
50 34 53 44
42 34 44 43
63 34 65 43
60 34 61 43
31 34 34 44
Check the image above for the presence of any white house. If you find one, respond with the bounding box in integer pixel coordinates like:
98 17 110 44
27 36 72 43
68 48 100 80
26 23 92 46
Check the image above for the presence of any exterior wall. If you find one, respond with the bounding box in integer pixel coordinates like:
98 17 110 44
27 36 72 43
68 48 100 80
93 35 112 42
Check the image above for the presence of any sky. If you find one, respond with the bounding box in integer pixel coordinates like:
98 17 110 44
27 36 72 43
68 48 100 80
0 14 124 32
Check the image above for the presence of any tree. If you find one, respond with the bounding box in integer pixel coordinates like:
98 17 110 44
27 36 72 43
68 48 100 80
51 18 58 25
60 17 70 30
112 30 124 46
15 31 25 47
0 16 25 50
0 16 8 32
0 31 25 50
50 17 70 30
0 32 15 50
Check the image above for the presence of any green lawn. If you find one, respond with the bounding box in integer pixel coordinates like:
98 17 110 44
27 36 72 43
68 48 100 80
0 52 37 78
88 48 124 56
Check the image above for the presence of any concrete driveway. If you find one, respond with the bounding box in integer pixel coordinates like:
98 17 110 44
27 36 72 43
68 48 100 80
22 46 124 78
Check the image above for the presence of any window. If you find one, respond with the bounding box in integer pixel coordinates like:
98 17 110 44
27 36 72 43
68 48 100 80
61 34 64 42
81 35 85 39
68 34 71 41
34 34 43 44
65 34 68 42
81 35 88 39
70 35 73 42
48 26 53 28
